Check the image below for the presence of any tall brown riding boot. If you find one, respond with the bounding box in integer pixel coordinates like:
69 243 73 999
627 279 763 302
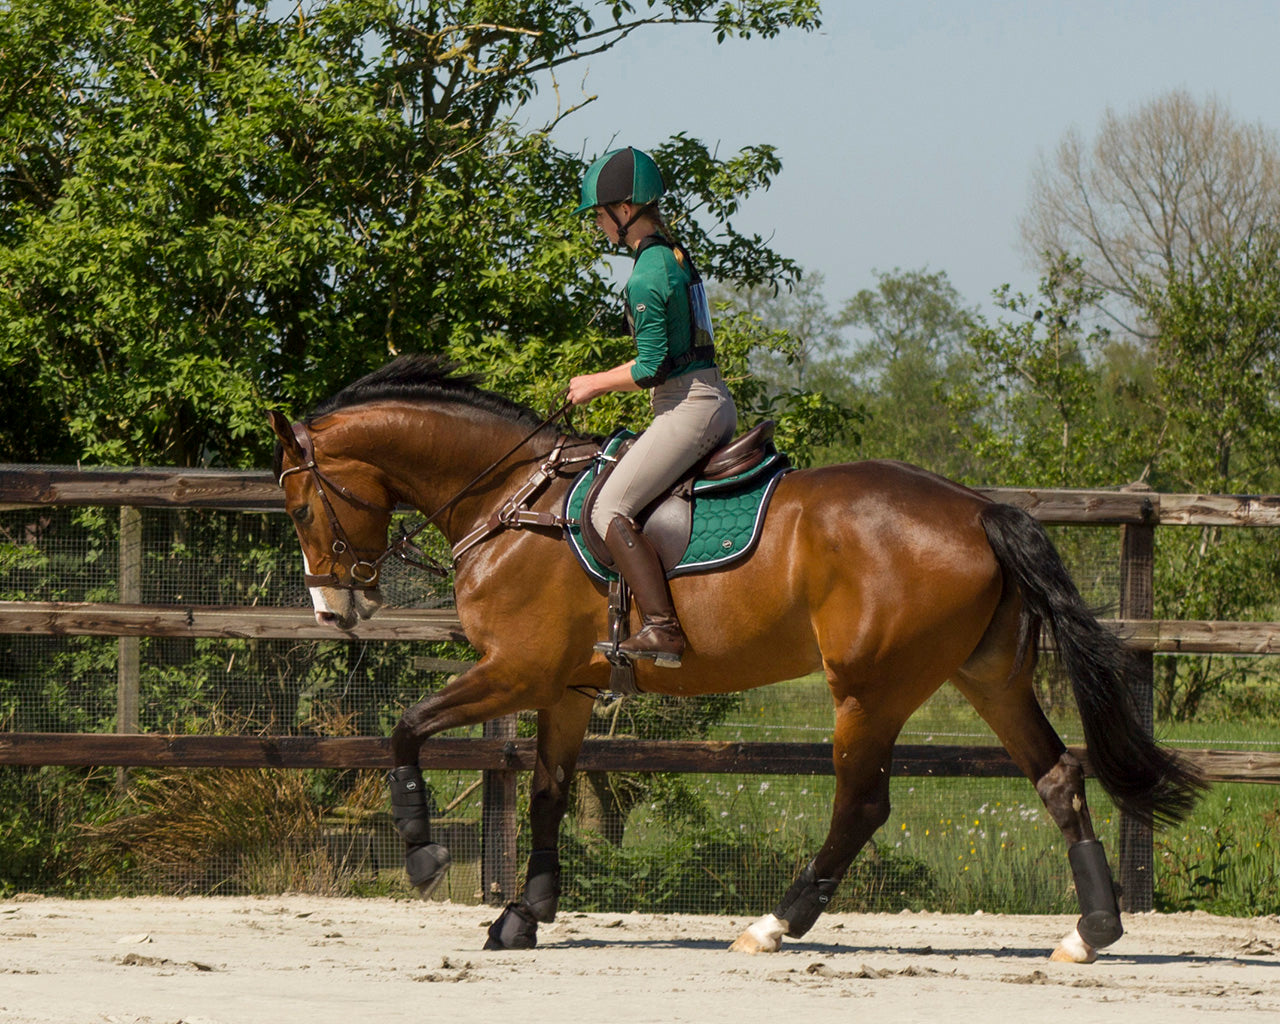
603 515 686 668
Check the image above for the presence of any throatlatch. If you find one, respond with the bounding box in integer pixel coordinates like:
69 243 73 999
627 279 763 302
1068 839 1124 948
772 860 840 938
387 765 451 892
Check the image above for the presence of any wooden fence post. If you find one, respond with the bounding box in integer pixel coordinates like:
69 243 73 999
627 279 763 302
116 506 142 792
481 714 519 904
1117 484 1155 911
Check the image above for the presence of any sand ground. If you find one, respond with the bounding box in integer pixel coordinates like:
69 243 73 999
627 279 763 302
2 896 1278 1024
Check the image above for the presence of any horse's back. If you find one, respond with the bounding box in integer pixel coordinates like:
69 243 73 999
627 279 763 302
668 460 996 646
649 458 1004 701
767 459 995 557
787 457 988 509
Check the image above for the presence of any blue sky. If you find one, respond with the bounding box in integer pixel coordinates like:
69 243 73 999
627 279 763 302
527 1 1280 317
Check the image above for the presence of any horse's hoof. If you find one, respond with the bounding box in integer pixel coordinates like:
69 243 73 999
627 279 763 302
1049 928 1098 964
405 843 451 898
728 932 775 954
728 914 786 954
484 902 539 950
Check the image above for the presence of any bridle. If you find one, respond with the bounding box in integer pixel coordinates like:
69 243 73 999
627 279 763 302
277 422 406 590
278 400 578 592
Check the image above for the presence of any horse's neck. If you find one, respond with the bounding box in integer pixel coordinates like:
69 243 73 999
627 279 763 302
363 404 559 541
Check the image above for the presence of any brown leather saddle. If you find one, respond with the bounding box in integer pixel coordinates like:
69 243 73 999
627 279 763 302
578 420 777 573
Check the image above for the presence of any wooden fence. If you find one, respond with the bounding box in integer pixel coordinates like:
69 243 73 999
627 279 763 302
2 465 1280 910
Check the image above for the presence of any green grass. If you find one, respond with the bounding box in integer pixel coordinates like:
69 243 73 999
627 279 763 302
44 670 1278 916
602 673 1280 916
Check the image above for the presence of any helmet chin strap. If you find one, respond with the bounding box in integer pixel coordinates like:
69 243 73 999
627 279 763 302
605 203 650 246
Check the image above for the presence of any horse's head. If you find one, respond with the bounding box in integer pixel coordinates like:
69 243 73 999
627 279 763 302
269 409 392 630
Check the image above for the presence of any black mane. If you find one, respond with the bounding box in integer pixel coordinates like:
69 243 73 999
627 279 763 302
307 353 544 430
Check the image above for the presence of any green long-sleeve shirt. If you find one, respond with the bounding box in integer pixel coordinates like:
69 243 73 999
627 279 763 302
625 238 715 387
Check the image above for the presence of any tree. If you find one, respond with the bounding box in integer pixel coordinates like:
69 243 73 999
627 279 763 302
1021 90 1280 330
833 267 978 475
0 0 822 466
707 269 860 463
1136 233 1280 719
957 259 1147 489
1140 232 1280 495
714 270 844 389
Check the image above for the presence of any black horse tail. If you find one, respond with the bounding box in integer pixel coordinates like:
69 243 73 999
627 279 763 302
979 502 1205 828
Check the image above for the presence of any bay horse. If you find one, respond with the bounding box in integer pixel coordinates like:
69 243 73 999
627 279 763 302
268 353 1203 962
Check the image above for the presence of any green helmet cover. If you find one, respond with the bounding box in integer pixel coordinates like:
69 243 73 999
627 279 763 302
574 147 665 214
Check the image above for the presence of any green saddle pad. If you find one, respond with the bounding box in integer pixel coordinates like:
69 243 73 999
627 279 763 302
563 430 791 584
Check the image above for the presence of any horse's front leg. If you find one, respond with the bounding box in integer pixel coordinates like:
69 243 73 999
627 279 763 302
485 693 596 950
386 659 562 898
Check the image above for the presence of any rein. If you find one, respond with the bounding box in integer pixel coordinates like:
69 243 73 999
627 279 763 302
280 399 581 590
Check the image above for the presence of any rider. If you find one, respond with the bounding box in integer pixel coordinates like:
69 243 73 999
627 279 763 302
568 146 737 668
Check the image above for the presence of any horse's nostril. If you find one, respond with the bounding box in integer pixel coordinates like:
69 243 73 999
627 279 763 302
315 610 338 627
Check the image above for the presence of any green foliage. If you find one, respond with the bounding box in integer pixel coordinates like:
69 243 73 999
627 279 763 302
713 306 854 467
1140 232 1280 494
1155 796 1280 916
957 259 1144 488
831 267 978 475
711 272 863 464
0 0 821 467
940 251 1280 718
0 766 120 897
1136 235 1280 718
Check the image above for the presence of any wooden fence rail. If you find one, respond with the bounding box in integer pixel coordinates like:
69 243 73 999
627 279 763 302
1 733 1276 783
4 466 1280 909
5 601 1280 653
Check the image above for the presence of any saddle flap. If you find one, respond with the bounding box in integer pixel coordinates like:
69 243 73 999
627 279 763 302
579 436 692 574
568 423 789 584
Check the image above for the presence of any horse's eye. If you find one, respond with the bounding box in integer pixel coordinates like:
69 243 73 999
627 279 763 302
291 505 313 525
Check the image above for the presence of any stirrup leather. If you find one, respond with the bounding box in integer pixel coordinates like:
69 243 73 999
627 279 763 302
592 577 640 695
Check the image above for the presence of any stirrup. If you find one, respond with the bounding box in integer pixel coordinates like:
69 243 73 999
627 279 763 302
626 648 682 668
617 623 685 668
593 579 640 694
596 637 682 668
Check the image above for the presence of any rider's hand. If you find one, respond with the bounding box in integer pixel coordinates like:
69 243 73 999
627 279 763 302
567 374 599 405
568 363 639 404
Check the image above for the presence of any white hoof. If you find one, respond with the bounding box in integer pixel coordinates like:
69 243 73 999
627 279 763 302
1049 927 1098 964
729 913 786 954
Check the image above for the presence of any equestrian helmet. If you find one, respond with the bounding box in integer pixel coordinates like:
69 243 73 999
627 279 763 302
574 147 665 214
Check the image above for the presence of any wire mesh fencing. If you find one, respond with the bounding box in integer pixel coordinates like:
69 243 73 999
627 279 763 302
2 503 1275 916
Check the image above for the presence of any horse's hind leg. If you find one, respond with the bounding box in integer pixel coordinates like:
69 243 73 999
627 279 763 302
955 646 1122 964
730 703 898 954
484 692 595 951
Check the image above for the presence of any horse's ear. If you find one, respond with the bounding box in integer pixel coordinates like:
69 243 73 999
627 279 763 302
267 410 303 459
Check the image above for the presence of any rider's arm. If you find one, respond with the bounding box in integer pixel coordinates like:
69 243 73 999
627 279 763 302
568 361 640 404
